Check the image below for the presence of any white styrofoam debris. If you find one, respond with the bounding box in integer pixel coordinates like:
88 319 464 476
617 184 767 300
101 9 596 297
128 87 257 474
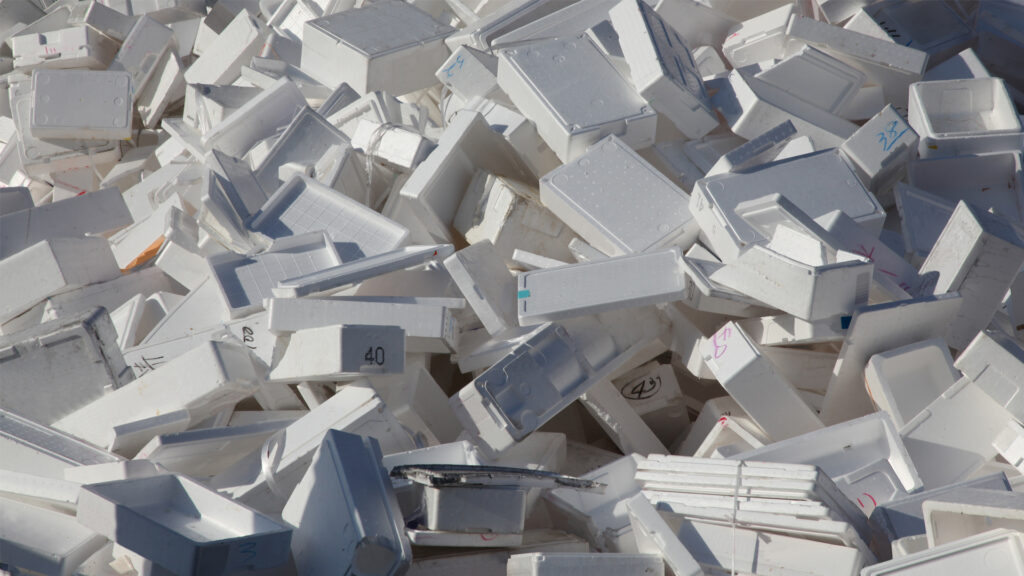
5 1 1024 573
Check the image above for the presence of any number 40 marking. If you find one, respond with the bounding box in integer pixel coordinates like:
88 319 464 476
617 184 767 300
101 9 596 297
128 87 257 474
364 346 386 365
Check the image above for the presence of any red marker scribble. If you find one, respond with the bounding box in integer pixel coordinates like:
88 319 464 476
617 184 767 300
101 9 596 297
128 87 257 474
711 326 732 359
718 416 728 425
480 533 497 541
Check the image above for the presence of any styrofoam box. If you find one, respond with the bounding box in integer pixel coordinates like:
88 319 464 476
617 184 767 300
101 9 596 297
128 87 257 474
443 240 517 336
0 409 123 480
302 0 455 94
862 528 1024 575
135 420 289 479
609 0 716 139
839 104 918 194
865 339 959 430
451 323 618 454
249 175 409 261
0 308 132 426
923 489 1024 548
700 322 824 442
868 473 1011 553
77 474 292 576
862 0 972 63
282 430 411 576
423 485 527 533
208 231 342 319
908 152 1024 225
269 324 405 383
517 247 687 326
956 329 1024 417
266 297 457 353
253 106 351 195
711 70 858 149
908 78 1023 159
918 202 1024 351
756 45 865 115
1 493 107 576
539 135 699 257
30 69 132 140
11 25 118 70
507 552 663 576
497 35 657 162
690 150 885 262
721 3 793 67
110 16 175 100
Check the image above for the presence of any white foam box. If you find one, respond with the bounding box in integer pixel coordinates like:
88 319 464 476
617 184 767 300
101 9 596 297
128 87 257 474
516 247 686 326
706 120 798 177
699 321 823 442
455 173 573 267
210 383 417 513
908 78 1023 159
908 152 1024 224
451 323 618 455
816 210 926 297
183 10 267 86
266 297 457 353
407 530 588 575
77 474 292 576
735 412 923 514
282 430 411 576
29 69 132 140
785 15 928 110
302 0 454 94
539 135 699 257
974 1 1024 94
711 69 858 149
690 150 885 262
839 104 918 195
956 329 1024 417
863 528 1024 575
819 294 963 425
922 489 1024 548
52 340 259 450
0 307 133 426
443 0 575 52
135 420 288 479
497 34 657 163
370 366 462 445
276 244 453 298
900 376 1014 489
0 408 123 480
109 16 175 101
0 494 107 576
918 202 1024 350
0 236 121 325
865 339 959 430
253 106 350 194
756 45 866 115
11 25 118 70
464 96 562 179
0 186 131 260
397 110 530 243
507 552 663 576
208 231 342 319
609 0 716 139
862 0 973 63
8 77 123 178
269 324 405 383
250 175 408 260
444 240 518 336
893 182 956 265
720 3 793 67
135 46 186 129
201 77 306 158
710 240 873 321
436 45 501 103
422 485 527 533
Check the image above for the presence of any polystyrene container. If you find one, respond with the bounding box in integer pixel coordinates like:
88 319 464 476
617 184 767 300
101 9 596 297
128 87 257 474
77 474 292 576
924 489 1024 548
539 135 698 257
507 552 663 576
908 78 1023 158
862 528 1024 575
865 339 959 429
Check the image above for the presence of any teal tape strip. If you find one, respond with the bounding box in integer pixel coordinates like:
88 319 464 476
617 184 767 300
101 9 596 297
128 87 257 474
517 289 531 299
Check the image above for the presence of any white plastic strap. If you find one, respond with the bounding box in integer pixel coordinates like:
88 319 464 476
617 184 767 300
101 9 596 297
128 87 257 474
260 428 288 498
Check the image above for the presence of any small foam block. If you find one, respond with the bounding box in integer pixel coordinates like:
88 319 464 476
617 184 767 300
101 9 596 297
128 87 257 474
31 70 132 140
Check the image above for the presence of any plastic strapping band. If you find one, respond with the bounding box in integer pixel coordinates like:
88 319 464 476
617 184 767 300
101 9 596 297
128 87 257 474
260 428 288 498
363 122 399 208
730 459 744 576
